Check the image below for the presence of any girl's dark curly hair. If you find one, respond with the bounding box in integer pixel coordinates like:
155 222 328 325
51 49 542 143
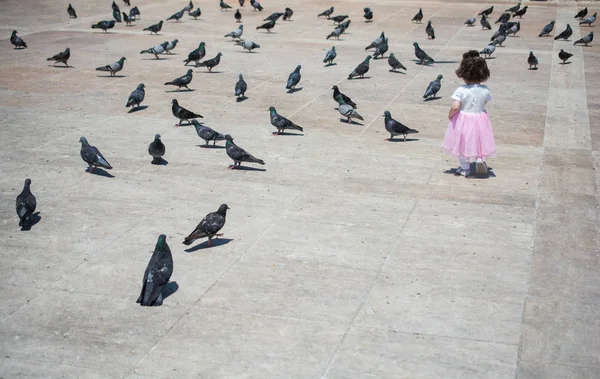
456 51 490 83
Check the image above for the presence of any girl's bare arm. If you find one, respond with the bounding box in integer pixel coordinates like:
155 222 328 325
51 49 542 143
448 100 461 120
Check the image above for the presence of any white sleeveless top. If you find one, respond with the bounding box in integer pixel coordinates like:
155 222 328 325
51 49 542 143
451 84 492 114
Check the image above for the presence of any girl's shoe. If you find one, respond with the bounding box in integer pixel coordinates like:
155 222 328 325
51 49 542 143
475 158 488 175
459 169 470 177
454 167 463 176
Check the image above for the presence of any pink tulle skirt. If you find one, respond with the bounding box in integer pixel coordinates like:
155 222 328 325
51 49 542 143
443 111 496 161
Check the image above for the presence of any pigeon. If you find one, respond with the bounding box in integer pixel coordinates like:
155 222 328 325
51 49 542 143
423 74 443 99
479 44 496 58
224 25 244 40
558 49 573 64
366 32 385 50
481 14 492 30
364 7 373 22
239 0 244 6
332 85 357 108
383 111 418 141
506 3 521 13
113 9 122 22
235 8 242 22
491 24 507 41
16 179 36 228
412 8 423 23
79 137 112 173
172 99 203 126
235 73 247 98
323 46 337 65
140 41 168 59
574 31 593 46
388 53 407 71
495 13 510 24
148 134 165 164
220 0 232 11
326 27 343 40
554 24 572 41
165 39 178 54
236 40 260 52
67 3 77 18
337 97 364 123
464 17 476 26
172 97 200 124
527 51 538 69
46 47 70 67
373 38 389 59
250 0 263 11
318 7 334 19
348 55 372 79
506 22 520 37
425 20 435 39
539 20 555 37
575 7 588 20
123 12 133 25
513 6 528 18
123 0 130 5
491 34 506 46
286 65 301 91
269 106 303 135
95 57 126 76
256 19 276 32
183 42 206 66
190 8 201 19
196 52 222 71
413 42 434 65
184 0 194 13
225 135 265 169
330 15 348 25
143 20 163 34
164 69 194 91
478 6 494 16
580 12 597 26
112 1 120 11
129 6 141 19
137 234 173 307
167 9 185 22
126 83 145 108
183 205 230 246
91 20 116 32
192 120 226 146
264 12 284 22
283 7 293 21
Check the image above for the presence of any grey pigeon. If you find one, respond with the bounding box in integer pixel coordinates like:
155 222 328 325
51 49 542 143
129 6 141 19
506 22 520 37
326 27 343 40
318 7 334 19
479 44 496 58
220 0 232 11
123 12 133 25
513 6 528 18
286 65 301 91
580 13 596 26
140 41 168 59
235 73 247 98
172 99 203 126
348 55 372 79
388 53 406 71
239 0 245 6
148 134 165 164
192 120 226 146
225 135 265 169
412 8 423 23
337 97 363 123
183 204 230 246
165 39 179 54
323 46 337 65
264 12 284 22
491 34 506 46
539 20 555 37
332 85 357 108
478 5 493 16
190 8 201 19
558 49 573 64
423 74 443 99
167 9 185 22
164 69 193 91
383 111 418 141
79 137 112 173
269 106 303 135
464 17 476 26
236 40 260 52
16 179 36 229
95 57 126 76
250 0 263 11
364 7 373 22
491 24 507 41
196 52 222 71
373 38 388 59
183 42 206 65
495 13 510 24
91 20 116 32
413 42 434 64
47 47 70 66
425 20 435 39
283 7 293 20
481 14 492 30
67 3 77 18
126 83 145 108
256 19 276 32
143 20 163 34
235 8 242 22
575 7 588 20
527 51 538 69
184 1 193 13
137 234 173 306
506 3 521 13
574 31 593 46
113 9 122 22
224 25 244 40
330 15 348 25
554 24 572 41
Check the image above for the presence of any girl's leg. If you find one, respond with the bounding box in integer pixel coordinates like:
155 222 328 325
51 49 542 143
459 158 470 171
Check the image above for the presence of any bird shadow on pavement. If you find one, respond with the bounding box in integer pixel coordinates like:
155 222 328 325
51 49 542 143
272 132 304 136
165 89 195 93
424 96 442 101
151 158 169 165
231 165 267 172
48 65 74 69
287 87 303 94
528 67 539 71
97 75 126 78
387 138 419 142
184 238 233 253
560 62 573 65
20 212 41 231
162 281 178 300
483 56 497 60
443 167 496 178
340 118 363 125
198 71 223 74
86 168 115 178
141 58 169 61
389 70 406 74
349 76 371 80
236 96 248 102
324 63 337 67
197 144 225 149
128 105 148 113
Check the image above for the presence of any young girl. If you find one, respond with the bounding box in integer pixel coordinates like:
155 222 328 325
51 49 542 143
443 50 496 177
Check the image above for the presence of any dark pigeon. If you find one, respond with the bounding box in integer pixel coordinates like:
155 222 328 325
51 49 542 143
412 8 423 23
129 6 141 19
235 73 247 98
425 20 435 39
423 74 443 99
235 8 242 22
575 7 588 20
318 7 334 18
67 3 77 18
554 24 572 41
250 0 263 11
332 85 357 108
364 7 373 22
172 99 203 126
269 106 303 135
91 20 116 32
220 0 232 11
143 20 163 34
192 120 226 146
383 111 418 141
283 7 293 20
373 38 389 59
506 3 521 13
126 83 145 108
190 8 201 19
388 53 407 72
348 55 372 79
225 135 265 169
123 0 130 6
286 65 301 91
112 1 120 11
559 49 573 64
256 19 276 32
239 0 245 6
183 204 230 247
113 9 122 22
16 179 36 228
513 6 528 18
164 69 194 91
47 47 70 66
481 14 492 30
196 52 222 71
330 15 348 24
264 12 283 22
323 46 337 65
495 13 510 24
528 51 538 69
137 234 173 306
79 137 112 173
183 42 206 66
148 134 165 164
123 12 133 25
413 42 434 64
478 6 494 16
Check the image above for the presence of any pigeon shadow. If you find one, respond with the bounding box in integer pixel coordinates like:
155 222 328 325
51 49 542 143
424 96 442 101
97 75 126 78
528 67 539 71
20 212 41 231
151 157 169 165
162 281 179 300
236 96 248 102
389 70 407 74
128 105 148 113
165 89 195 93
348 76 371 80
141 57 169 61
197 71 223 74
412 60 435 66
287 87 303 94
48 65 74 69
272 132 304 136
324 62 337 67
184 238 233 252
340 118 363 125
483 56 497 60
443 166 496 179
373 56 387 60
229 165 267 171
561 61 573 65
387 138 420 142
197 144 226 149
93 31 117 34
86 168 115 177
